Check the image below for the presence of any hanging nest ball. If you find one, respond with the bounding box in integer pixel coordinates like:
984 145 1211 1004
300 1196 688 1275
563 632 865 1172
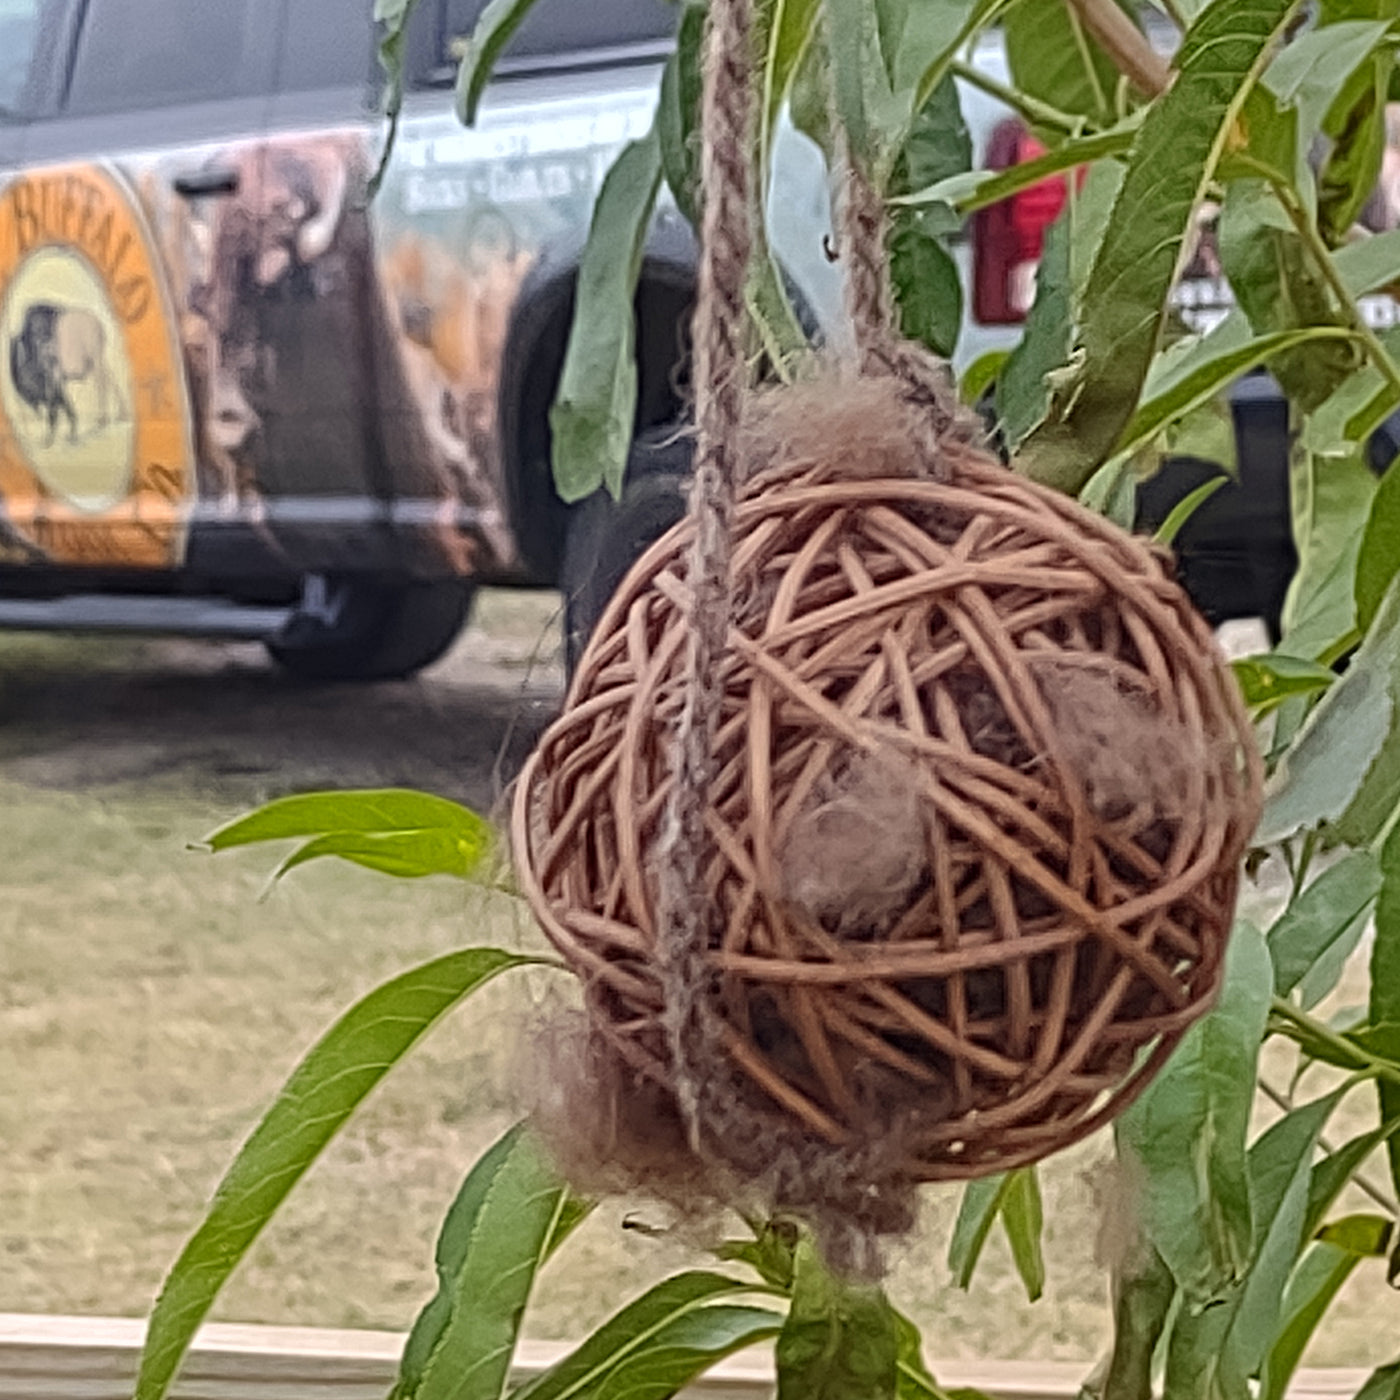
513 371 1261 1231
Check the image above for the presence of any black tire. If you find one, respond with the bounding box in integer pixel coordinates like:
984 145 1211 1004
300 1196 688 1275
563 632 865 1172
560 430 692 676
267 577 474 682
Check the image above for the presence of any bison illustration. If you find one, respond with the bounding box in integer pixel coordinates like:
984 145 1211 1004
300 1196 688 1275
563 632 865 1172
8 303 127 445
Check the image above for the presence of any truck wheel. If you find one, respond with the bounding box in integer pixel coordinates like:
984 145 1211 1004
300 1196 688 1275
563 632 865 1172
267 577 474 682
560 431 691 676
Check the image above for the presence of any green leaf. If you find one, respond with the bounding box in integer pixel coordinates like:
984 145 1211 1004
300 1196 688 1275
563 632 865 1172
959 350 1009 406
1318 50 1391 245
759 0 821 211
549 129 663 504
714 1218 800 1289
1151 476 1226 548
947 1175 1010 1290
887 0 1010 122
1278 445 1377 665
1317 1211 1394 1255
1262 19 1393 150
1218 181 1360 417
1356 1362 1400 1400
822 0 892 173
999 1168 1046 1303
205 789 489 851
893 1311 983 1400
407 1129 574 1400
509 1272 781 1400
895 70 972 194
1258 1241 1365 1400
1218 1089 1346 1395
890 216 962 358
1304 1121 1400 1244
453 0 546 125
1358 462 1400 634
1115 923 1273 1306
133 948 541 1400
1261 574 1400 845
272 829 489 883
394 1125 590 1400
658 4 705 224
1120 327 1359 464
1267 850 1383 999
998 209 1073 452
202 789 494 886
1334 228 1400 298
1374 818 1400 1205
1099 1246 1177 1400
1232 653 1337 714
1003 0 1122 131
776 1236 899 1400
1018 0 1300 494
892 117 1139 214
1078 456 1136 530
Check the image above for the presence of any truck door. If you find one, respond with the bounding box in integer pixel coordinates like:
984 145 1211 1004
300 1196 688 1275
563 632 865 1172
0 0 278 571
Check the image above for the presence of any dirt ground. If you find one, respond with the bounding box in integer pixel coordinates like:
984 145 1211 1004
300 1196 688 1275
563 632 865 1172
1 595 1396 1369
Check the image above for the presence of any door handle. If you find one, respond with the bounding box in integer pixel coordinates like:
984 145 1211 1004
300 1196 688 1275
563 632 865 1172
173 167 240 198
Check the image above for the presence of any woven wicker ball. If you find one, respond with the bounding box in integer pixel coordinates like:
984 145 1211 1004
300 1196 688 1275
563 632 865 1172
513 428 1262 1183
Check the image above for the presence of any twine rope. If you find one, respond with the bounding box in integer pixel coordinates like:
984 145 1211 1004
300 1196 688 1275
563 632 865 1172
654 0 755 1143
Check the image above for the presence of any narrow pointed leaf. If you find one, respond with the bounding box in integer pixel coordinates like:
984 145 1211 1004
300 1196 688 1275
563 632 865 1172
272 829 492 883
1357 1362 1400 1399
1018 0 1300 494
205 789 490 851
1258 575 1400 845
549 129 664 503
1232 653 1336 714
1218 1089 1345 1394
892 118 1139 214
395 1125 590 1400
1259 1242 1364 1400
1304 1119 1400 1243
947 1175 1012 1289
134 948 542 1400
510 1273 781 1400
1357 461 1400 634
412 1129 574 1400
1115 923 1272 1305
1153 477 1227 548
999 1169 1046 1303
1267 850 1382 998
454 0 548 125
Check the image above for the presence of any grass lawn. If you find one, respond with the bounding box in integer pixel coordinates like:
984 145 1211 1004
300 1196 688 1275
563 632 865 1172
0 595 1396 1369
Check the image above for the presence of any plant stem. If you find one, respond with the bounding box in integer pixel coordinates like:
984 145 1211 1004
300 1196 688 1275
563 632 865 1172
1275 181 1400 410
949 59 1086 138
1271 995 1400 1089
1259 1079 1398 1214
1066 0 1173 98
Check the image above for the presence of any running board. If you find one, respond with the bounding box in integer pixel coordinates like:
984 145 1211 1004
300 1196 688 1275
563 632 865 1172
0 593 294 640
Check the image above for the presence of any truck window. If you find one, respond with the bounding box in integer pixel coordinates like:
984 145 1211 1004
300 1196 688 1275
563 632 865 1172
407 0 677 86
0 0 45 114
279 0 375 93
446 0 678 57
65 0 268 115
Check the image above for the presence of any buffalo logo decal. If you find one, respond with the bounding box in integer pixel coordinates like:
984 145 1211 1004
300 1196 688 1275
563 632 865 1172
0 165 194 565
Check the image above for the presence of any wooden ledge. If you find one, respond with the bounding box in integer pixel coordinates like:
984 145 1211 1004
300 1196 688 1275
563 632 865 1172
0 1313 1372 1399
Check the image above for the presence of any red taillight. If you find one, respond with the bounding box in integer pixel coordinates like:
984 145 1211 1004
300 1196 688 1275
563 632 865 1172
973 121 1072 325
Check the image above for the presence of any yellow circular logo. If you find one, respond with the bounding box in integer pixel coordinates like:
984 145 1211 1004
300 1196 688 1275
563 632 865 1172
0 165 194 566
